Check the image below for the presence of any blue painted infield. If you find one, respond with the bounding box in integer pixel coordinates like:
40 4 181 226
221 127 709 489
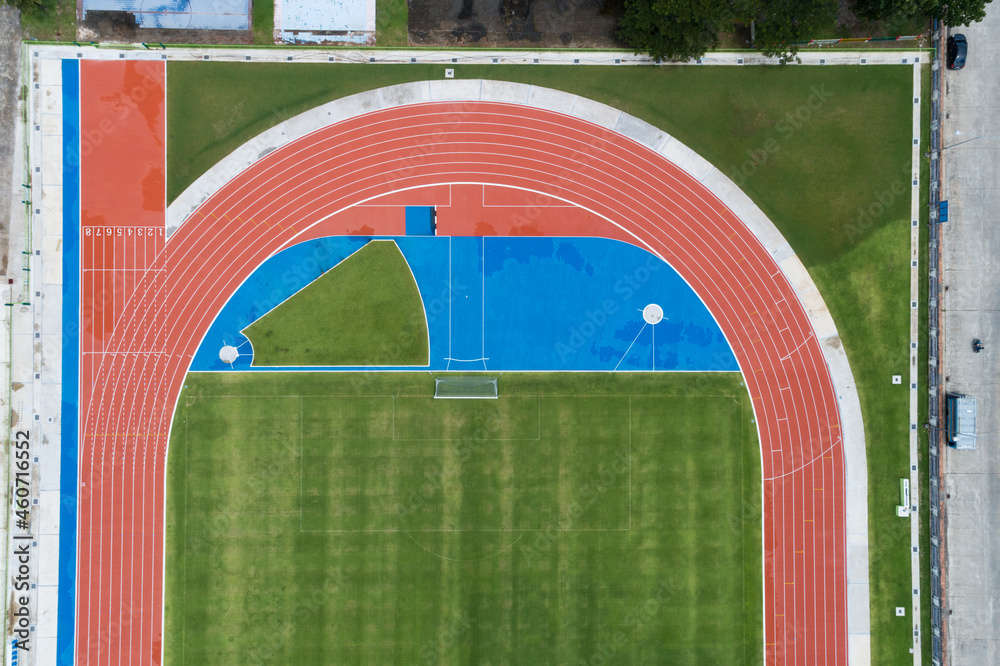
448 237 485 368
193 236 736 373
405 206 435 236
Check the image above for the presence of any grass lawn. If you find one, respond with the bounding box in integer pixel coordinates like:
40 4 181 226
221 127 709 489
251 0 273 44
19 0 75 41
164 63 918 660
376 0 407 46
165 371 762 664
810 222 912 661
243 240 428 366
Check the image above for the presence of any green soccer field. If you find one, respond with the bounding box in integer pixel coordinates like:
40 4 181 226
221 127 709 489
164 371 761 664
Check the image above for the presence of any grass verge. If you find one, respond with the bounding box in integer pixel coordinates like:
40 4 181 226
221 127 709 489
243 240 428 366
165 371 761 664
18 0 74 41
376 0 407 46
251 0 273 44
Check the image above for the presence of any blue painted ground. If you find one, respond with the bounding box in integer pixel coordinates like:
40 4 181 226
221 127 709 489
448 237 485 368
405 206 435 236
193 236 736 372
58 58 79 666
81 0 249 30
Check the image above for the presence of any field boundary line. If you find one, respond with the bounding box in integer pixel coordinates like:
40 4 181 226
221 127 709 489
180 407 189 665
298 528 634 533
300 396 304 534
193 392 743 398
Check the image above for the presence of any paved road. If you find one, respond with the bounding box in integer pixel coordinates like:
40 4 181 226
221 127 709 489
942 8 1000 665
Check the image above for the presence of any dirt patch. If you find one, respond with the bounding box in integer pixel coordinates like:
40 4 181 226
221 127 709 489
409 0 623 48
280 32 375 46
78 10 252 44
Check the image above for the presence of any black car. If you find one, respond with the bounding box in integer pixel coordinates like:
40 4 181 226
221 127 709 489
948 33 968 70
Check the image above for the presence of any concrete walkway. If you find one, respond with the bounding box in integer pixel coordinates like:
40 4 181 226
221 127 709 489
28 42 926 67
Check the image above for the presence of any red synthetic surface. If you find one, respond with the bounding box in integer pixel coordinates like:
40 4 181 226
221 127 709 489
76 91 847 665
78 60 166 666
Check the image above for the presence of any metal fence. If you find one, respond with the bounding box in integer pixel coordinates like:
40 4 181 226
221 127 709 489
927 17 946 666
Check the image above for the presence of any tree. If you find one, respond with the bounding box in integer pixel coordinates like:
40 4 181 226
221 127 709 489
853 0 992 25
852 0 928 20
0 0 54 17
751 0 838 59
616 0 732 61
616 0 838 62
930 0 994 25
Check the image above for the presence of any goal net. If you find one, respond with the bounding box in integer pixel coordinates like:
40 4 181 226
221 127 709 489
433 375 500 399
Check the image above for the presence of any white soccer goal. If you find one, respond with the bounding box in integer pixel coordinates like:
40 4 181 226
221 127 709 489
433 375 500 399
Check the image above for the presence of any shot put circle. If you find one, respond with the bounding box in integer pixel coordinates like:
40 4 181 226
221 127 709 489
219 345 239 363
642 304 664 325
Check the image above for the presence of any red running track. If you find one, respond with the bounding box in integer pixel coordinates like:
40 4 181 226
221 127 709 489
76 60 167 666
77 100 847 665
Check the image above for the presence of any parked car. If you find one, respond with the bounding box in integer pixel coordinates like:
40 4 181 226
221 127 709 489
948 34 968 70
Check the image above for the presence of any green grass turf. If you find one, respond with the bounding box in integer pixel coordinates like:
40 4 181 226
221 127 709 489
243 240 428 366
810 221 912 661
167 65 910 266
19 0 76 41
165 371 762 664
165 63 917 660
167 63 909 248
251 0 274 45
376 0 407 46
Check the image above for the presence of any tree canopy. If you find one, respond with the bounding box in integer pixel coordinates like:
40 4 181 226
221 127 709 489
615 0 730 62
617 0 993 60
0 0 54 17
853 0 993 25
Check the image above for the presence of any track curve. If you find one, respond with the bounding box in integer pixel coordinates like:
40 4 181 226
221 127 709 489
78 101 847 665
